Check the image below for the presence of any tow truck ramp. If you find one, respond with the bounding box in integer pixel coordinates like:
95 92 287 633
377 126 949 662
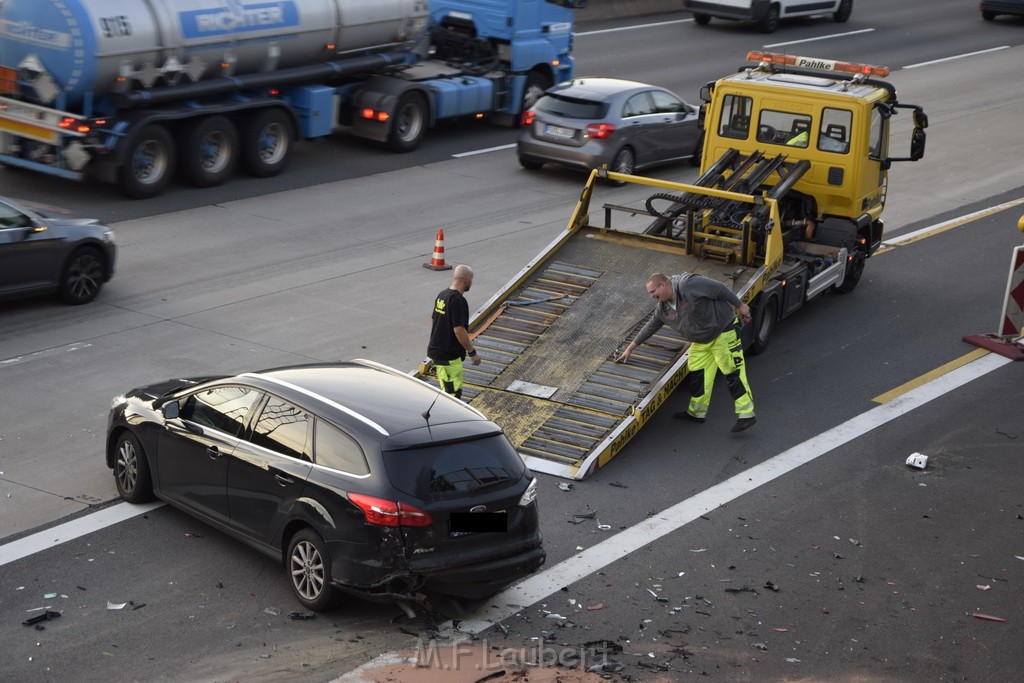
419 169 778 480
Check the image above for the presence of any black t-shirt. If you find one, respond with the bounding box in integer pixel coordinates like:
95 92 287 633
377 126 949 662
428 287 469 362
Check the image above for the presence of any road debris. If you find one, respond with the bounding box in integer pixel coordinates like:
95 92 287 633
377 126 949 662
972 612 1007 622
558 483 573 491
106 601 127 610
22 610 61 627
905 452 929 469
288 611 316 620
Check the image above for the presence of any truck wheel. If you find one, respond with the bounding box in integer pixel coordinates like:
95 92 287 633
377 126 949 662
693 14 711 26
119 124 175 199
834 0 853 23
759 5 780 33
240 109 293 177
387 92 428 152
981 10 996 20
520 71 552 118
833 250 865 294
60 246 105 304
182 116 238 187
749 295 777 355
689 132 704 167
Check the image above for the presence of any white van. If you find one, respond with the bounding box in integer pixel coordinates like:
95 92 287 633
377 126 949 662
682 0 853 33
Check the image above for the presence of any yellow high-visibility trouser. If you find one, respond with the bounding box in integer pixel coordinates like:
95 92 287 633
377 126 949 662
434 358 465 398
686 322 754 420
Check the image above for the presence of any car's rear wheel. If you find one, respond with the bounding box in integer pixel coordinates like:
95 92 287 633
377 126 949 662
518 155 544 171
60 246 105 304
608 147 635 186
693 14 711 25
981 10 996 20
114 432 154 504
288 529 341 611
760 4 780 33
834 0 853 23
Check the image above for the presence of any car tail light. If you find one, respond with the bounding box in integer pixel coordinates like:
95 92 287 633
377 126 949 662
348 492 432 527
521 110 536 126
518 478 538 507
585 123 615 139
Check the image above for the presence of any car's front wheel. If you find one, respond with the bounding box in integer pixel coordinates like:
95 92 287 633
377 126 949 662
288 529 341 611
760 4 780 33
834 0 853 23
693 14 711 26
60 246 106 304
114 432 154 504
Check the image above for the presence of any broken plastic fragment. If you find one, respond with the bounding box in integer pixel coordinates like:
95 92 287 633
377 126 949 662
586 604 604 611
689 548 707 553
977 585 991 591
22 611 61 626
597 524 611 531
263 607 281 616
288 611 315 620
107 601 127 610
785 658 801 663
972 612 1006 622
43 593 57 599
558 483 573 491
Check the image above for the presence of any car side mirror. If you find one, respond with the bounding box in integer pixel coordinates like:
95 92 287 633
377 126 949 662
162 401 180 420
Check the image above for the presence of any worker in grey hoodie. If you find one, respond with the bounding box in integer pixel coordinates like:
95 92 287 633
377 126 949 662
616 272 756 432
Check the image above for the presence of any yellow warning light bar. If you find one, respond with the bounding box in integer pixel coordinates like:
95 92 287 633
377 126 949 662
747 51 890 78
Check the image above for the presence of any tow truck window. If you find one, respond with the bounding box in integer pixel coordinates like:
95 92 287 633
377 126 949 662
718 95 752 139
868 107 887 160
818 107 852 154
755 109 812 147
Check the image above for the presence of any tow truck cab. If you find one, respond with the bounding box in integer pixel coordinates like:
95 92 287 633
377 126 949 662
699 51 927 255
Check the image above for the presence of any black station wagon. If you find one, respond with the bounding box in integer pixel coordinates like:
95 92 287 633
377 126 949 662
106 360 544 610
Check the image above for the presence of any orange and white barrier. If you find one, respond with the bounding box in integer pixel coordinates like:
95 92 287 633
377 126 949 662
963 214 1024 360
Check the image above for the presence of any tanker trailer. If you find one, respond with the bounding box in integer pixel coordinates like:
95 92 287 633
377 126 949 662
0 0 580 198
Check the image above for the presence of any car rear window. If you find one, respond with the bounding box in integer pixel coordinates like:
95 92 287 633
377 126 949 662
534 93 608 120
383 435 527 501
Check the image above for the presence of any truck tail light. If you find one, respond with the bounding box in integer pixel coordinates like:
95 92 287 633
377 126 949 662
585 123 615 139
521 110 536 126
348 492 432 527
361 109 389 123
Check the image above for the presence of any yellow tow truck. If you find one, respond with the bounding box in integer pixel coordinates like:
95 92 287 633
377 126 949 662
418 52 929 480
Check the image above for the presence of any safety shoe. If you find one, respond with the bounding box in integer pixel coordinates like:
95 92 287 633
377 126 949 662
731 416 757 433
674 411 706 424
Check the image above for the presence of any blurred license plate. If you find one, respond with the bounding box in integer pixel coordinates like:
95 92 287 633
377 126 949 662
544 124 575 139
450 511 507 535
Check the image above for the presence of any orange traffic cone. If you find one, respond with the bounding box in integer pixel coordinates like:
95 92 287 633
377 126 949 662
423 228 453 271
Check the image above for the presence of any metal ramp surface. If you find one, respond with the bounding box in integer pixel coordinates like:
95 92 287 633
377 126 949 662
456 226 755 479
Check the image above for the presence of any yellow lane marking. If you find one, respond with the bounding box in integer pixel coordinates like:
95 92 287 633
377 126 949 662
872 347 990 403
876 197 1024 255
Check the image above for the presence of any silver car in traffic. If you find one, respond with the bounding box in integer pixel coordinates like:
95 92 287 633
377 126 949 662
516 78 702 181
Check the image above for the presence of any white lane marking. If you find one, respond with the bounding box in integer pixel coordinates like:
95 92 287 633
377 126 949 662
453 351 1010 633
0 501 163 567
451 143 516 158
764 27 874 48
577 19 690 36
904 46 1010 69
883 196 1024 246
0 342 92 367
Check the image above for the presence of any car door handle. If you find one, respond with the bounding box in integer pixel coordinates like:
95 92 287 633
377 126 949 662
206 446 222 459
274 473 294 486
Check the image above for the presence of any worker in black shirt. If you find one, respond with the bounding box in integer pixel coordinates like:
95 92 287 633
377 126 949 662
427 264 480 398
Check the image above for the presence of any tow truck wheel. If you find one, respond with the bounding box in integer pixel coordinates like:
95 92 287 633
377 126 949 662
749 295 777 355
387 92 428 152
759 4 780 33
693 14 711 26
833 250 865 294
119 124 176 199
182 116 238 188
241 108 294 178
834 0 853 23
288 529 341 611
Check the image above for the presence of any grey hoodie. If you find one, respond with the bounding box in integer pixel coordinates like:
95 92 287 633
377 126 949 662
633 273 742 345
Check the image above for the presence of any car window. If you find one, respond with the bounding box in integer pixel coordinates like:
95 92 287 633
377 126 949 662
314 418 369 475
250 396 311 460
623 92 655 117
650 90 686 114
383 434 527 501
0 200 33 229
180 386 261 437
535 93 608 119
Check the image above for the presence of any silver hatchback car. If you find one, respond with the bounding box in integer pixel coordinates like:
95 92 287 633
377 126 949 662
517 78 702 180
